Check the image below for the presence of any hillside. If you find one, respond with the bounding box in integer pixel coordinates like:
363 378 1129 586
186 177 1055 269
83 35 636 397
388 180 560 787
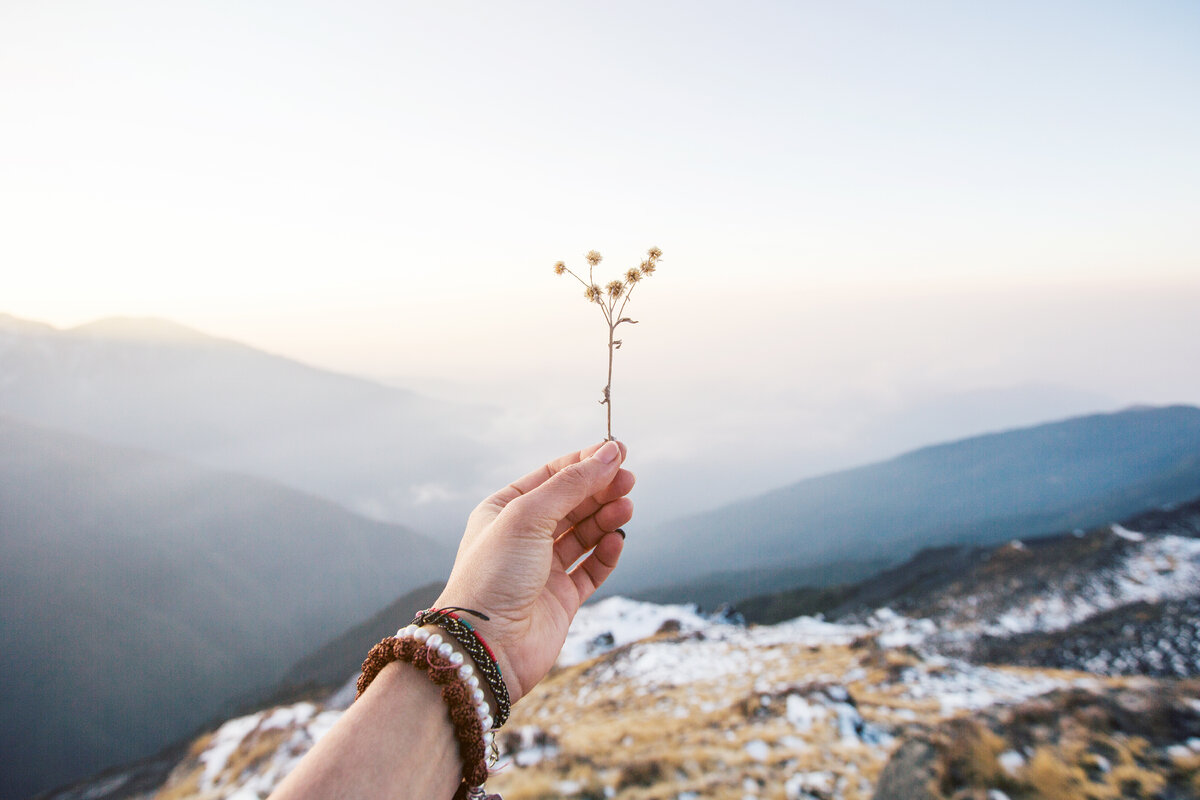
57 596 1200 800
0 416 450 800
36 497 1200 800
739 495 1200 681
610 405 1200 601
269 581 445 701
0 313 494 536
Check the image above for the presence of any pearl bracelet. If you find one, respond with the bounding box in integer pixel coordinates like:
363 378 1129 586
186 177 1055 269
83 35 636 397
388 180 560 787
409 607 512 729
395 624 499 746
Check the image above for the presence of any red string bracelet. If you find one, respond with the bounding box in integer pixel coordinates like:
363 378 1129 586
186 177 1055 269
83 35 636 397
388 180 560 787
356 633 500 800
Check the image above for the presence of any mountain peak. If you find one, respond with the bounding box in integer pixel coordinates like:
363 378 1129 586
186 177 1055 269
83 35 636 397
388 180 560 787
0 312 57 334
69 316 221 344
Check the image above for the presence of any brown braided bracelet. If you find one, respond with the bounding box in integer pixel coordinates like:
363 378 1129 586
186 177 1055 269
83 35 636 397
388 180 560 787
356 635 499 800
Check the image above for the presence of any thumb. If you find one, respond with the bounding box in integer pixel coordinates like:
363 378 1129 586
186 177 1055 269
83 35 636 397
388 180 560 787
509 441 624 530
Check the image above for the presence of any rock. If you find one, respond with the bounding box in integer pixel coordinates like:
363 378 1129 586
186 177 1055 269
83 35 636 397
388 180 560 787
873 737 943 800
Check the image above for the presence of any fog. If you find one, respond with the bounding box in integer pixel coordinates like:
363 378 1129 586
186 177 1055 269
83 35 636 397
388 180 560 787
337 276 1200 527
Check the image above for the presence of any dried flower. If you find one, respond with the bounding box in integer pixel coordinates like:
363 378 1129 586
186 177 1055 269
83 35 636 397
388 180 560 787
551 247 663 440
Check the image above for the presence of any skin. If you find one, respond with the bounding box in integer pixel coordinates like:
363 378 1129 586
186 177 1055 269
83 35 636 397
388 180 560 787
269 440 634 800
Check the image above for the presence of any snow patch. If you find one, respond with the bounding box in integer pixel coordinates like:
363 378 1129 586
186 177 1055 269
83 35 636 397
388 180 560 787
1112 524 1146 542
784 771 834 800
199 712 266 790
559 597 716 666
998 750 1025 776
744 739 770 761
982 535 1200 638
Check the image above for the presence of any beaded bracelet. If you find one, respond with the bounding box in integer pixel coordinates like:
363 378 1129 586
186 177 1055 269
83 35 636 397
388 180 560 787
356 632 499 800
411 607 512 729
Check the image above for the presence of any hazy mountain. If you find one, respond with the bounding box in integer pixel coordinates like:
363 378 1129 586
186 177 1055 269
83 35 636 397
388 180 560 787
0 416 450 800
270 581 445 700
610 405 1200 601
0 313 495 538
851 382 1117 464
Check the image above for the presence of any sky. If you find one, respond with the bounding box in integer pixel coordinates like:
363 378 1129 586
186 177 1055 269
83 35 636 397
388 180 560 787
3 1 1199 515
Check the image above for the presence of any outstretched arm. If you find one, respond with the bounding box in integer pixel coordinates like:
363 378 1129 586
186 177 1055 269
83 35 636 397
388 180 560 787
269 440 634 800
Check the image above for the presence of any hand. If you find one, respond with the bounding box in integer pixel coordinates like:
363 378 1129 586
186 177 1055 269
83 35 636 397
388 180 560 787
435 440 635 703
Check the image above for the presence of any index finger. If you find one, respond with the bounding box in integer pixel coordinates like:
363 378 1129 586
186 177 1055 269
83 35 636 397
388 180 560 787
487 441 627 509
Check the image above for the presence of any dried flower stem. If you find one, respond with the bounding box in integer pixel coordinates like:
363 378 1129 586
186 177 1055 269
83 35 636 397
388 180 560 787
553 248 661 440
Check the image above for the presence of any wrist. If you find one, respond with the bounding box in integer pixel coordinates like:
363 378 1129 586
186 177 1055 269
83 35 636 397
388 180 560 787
406 605 515 727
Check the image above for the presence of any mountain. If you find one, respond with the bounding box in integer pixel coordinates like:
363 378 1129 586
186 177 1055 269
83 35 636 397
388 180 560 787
0 416 450 800
609 405 1200 601
0 313 495 538
269 581 445 701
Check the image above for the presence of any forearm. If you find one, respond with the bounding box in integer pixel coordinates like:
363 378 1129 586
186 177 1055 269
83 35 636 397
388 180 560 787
269 662 462 800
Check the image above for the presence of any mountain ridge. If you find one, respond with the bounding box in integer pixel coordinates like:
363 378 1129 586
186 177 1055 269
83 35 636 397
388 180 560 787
609 404 1200 600
0 311 496 537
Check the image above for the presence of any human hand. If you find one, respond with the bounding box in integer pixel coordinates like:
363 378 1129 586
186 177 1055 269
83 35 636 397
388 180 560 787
434 440 635 704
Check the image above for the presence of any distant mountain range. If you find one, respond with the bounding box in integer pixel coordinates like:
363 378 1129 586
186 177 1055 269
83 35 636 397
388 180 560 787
0 416 450 800
611 405 1200 604
0 313 495 538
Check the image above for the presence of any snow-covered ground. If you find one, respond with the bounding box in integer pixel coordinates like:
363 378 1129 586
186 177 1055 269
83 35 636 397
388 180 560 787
159 540 1198 800
556 596 717 666
981 531 1200 637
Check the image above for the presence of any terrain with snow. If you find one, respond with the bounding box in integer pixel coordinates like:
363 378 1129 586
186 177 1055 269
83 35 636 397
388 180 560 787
42 510 1200 800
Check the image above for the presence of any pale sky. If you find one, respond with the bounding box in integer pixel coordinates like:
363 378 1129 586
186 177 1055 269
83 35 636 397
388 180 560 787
3 1 1199 516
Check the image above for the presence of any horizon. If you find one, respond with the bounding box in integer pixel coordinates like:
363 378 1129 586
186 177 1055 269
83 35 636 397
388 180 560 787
5 303 1199 532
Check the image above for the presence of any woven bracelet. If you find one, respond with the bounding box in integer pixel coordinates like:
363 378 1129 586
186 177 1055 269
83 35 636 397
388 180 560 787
356 634 499 800
411 607 512 728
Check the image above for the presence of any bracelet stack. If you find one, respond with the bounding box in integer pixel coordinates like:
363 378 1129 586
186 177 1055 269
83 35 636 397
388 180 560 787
410 607 512 728
356 631 498 800
355 606 509 800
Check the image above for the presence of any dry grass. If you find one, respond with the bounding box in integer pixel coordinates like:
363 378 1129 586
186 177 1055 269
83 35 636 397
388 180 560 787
1023 747 1088 800
220 727 289 785
488 626 1199 800
937 718 1006 792
184 732 214 759
489 640 899 800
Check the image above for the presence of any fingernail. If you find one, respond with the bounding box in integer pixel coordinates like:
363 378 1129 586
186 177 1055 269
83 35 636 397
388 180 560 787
595 440 620 464
615 528 626 540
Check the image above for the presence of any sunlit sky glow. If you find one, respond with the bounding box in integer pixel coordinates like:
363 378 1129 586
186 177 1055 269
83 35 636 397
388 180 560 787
3 1 1199 514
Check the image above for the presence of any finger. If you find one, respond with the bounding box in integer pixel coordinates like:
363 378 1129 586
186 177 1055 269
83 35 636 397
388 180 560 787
503 441 624 532
551 467 636 538
553 496 634 569
486 441 624 510
569 530 625 606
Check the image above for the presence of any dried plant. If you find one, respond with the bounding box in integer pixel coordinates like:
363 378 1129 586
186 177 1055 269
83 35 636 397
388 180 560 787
553 247 662 441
